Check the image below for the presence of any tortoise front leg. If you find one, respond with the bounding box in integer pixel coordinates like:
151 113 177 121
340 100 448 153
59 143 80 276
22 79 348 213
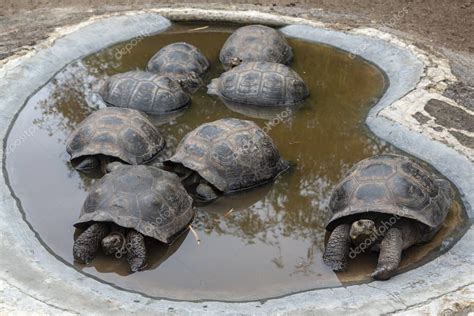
126 230 148 272
372 227 403 280
323 223 351 272
73 223 109 264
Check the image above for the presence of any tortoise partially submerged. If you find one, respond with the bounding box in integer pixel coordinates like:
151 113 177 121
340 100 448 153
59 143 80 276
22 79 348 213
219 24 293 70
164 118 289 202
73 165 194 272
66 107 165 174
100 71 190 114
323 154 453 280
147 42 209 92
207 62 309 107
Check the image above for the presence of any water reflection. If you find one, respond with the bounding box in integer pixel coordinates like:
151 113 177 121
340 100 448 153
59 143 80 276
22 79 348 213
221 98 305 121
33 61 102 139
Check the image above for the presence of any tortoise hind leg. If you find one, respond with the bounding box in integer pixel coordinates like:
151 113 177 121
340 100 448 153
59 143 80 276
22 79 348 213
372 227 403 280
323 223 351 272
73 223 109 264
126 230 148 272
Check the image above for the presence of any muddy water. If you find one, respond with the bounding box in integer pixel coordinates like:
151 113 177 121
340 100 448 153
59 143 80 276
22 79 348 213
5 23 469 301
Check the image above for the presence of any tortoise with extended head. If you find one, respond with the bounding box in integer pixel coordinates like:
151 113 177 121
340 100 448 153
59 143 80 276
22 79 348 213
100 71 190 114
207 62 309 107
164 118 289 202
73 165 194 272
323 154 453 280
219 24 293 70
66 107 165 174
147 42 209 93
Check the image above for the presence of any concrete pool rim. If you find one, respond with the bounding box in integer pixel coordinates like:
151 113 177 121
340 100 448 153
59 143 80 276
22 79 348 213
0 9 472 314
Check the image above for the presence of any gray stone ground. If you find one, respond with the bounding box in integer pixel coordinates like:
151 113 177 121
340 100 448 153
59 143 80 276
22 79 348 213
0 3 473 315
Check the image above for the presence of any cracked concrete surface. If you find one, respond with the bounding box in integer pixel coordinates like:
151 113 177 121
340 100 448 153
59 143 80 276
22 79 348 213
381 94 474 161
0 279 74 315
387 284 474 316
0 8 473 315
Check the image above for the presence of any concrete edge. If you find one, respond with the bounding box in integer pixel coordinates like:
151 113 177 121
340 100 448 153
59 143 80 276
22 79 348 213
0 9 472 315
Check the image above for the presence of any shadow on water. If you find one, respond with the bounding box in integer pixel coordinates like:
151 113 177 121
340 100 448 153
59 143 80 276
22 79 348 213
5 22 469 301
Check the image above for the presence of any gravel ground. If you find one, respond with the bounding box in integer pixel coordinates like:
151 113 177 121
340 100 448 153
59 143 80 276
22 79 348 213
1 1 473 56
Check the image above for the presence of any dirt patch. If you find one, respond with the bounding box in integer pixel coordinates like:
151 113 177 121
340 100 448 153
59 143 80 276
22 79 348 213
413 111 431 125
449 130 474 149
444 82 474 111
425 99 474 133
1 1 473 59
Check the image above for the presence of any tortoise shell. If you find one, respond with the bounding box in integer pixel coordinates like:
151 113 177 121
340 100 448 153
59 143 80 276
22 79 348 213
147 42 209 78
219 24 293 70
66 108 165 166
75 165 194 244
165 118 289 193
100 71 190 114
207 62 309 107
326 154 453 233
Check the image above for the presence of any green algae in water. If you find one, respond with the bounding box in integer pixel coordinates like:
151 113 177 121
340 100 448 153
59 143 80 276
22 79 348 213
5 23 469 301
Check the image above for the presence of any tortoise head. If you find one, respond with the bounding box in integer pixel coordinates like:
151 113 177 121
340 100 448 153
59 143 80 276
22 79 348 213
104 161 124 174
101 231 126 256
75 156 100 173
178 72 202 93
75 155 121 174
350 219 377 245
229 57 242 68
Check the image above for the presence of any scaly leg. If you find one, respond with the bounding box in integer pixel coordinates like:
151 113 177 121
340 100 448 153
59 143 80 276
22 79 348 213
323 223 351 272
126 230 148 272
372 227 403 280
73 223 109 264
